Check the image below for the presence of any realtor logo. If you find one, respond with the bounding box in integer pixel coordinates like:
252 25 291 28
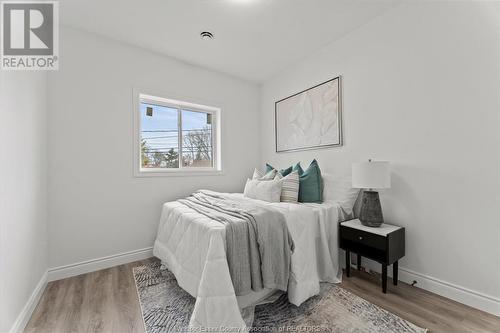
1 1 58 70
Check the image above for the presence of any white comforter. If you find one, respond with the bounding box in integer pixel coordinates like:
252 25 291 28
153 192 342 330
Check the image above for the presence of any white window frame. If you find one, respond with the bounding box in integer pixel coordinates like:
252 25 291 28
133 91 222 177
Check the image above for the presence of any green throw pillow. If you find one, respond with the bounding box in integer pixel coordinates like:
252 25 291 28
265 163 293 177
293 160 323 203
292 162 304 175
279 165 293 176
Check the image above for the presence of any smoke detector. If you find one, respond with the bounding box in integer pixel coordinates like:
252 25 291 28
200 31 214 40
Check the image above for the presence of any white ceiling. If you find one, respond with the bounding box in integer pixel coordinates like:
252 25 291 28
60 0 398 83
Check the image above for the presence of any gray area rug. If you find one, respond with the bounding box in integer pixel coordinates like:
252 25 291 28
133 260 427 333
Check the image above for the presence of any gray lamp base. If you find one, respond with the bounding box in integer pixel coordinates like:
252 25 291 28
359 190 384 227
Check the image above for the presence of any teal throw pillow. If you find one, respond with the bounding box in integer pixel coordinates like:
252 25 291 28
293 160 323 203
265 163 293 177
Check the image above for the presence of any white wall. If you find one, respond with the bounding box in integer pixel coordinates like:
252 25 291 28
47 27 260 268
260 2 500 310
0 72 48 332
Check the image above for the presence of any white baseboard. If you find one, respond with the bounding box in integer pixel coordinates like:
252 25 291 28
9 271 48 333
357 256 500 317
397 267 500 317
47 247 153 282
11 248 499 333
9 247 153 333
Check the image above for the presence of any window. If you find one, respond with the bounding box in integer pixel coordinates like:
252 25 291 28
135 93 221 175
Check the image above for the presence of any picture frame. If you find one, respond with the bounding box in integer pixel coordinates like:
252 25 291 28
275 76 342 153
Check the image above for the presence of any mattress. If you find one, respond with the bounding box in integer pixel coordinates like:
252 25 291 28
153 192 343 330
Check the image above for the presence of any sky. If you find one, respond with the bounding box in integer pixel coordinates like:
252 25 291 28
140 102 212 154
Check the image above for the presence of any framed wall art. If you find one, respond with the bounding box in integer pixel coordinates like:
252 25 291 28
275 76 342 153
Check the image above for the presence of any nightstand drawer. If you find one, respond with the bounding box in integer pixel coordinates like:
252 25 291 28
340 226 386 250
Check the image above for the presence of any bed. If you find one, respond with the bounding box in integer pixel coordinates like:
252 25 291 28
152 189 348 330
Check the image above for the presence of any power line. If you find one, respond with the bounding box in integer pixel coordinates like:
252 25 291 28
143 149 212 152
142 135 179 139
141 128 211 133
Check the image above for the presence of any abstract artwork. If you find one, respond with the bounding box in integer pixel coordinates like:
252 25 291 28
275 77 342 152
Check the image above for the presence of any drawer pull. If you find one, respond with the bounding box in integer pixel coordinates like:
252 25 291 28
358 236 363 240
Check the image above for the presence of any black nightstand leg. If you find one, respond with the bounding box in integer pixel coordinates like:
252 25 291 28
357 254 361 270
382 264 387 293
393 261 398 285
345 250 351 277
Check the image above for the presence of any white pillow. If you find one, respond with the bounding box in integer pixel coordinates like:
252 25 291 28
274 171 299 203
243 178 283 202
252 168 277 180
322 173 360 215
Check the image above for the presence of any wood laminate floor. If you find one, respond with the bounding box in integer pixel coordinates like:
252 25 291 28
25 258 500 333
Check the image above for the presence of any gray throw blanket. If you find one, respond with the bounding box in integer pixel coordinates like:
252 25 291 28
178 190 294 296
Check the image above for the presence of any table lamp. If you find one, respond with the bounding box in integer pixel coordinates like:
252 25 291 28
352 159 391 227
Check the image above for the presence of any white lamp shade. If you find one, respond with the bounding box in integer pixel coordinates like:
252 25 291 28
352 161 391 189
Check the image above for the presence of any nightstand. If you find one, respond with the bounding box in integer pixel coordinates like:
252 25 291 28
340 219 405 293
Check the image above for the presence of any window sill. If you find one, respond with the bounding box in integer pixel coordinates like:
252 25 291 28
134 169 224 178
